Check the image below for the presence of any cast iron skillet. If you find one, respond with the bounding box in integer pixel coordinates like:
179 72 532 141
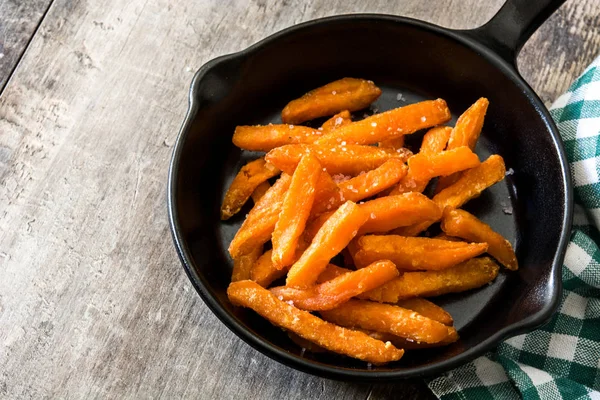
168 0 573 380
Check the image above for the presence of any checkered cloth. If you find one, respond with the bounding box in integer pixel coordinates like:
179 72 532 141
428 55 600 399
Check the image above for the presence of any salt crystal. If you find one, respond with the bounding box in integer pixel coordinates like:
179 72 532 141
502 207 513 215
342 147 347 151
421 116 427 122
332 90 337 95
331 148 336 152
341 141 346 146
318 127 323 131
336 138 342 143
506 168 515 176
370 213 376 219
286 300 295 306
335 117 343 125
371 122 377 127
289 124 294 129
300 348 306 357
370 132 375 135
278 295 284 300
367 363 373 370
396 93 404 101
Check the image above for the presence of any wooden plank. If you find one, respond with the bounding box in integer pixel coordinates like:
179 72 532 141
0 0 54 91
0 0 597 399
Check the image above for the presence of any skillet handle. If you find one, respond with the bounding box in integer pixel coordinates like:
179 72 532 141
467 0 567 64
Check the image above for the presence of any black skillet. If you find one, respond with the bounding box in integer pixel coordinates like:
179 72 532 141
168 0 573 380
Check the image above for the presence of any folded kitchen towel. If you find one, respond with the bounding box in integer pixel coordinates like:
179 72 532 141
428 55 600 400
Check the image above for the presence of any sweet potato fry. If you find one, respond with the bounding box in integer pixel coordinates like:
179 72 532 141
388 126 452 196
378 136 405 150
221 158 281 220
316 264 352 283
232 125 323 151
251 181 271 203
228 174 291 258
232 245 263 282
288 332 327 353
315 99 451 146
391 221 433 237
441 209 518 270
320 300 450 344
272 154 321 269
281 78 382 124
358 193 442 235
271 260 398 311
367 327 459 349
321 110 352 133
287 201 368 288
433 154 506 211
353 235 488 270
265 144 412 176
227 280 404 364
251 241 309 288
436 98 491 192
311 158 408 215
360 257 500 302
434 233 463 242
396 298 453 326
407 146 480 181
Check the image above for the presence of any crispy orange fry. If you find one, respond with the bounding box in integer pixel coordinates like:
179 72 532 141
407 146 480 181
441 209 518 270
272 155 321 269
287 332 327 353
251 241 309 288
232 245 263 282
353 235 488 270
436 98 490 192
221 158 281 220
391 221 433 237
358 193 442 235
389 126 452 195
228 174 291 258
360 257 500 302
316 264 353 283
232 125 323 151
281 78 382 124
287 201 368 288
320 300 450 344
315 99 451 146
311 158 408 215
265 144 412 176
396 298 453 326
367 327 459 349
378 136 405 150
271 260 398 311
434 233 463 242
228 280 404 363
321 110 352 133
251 181 271 203
433 154 506 211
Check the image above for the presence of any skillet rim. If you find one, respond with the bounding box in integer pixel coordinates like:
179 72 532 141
167 13 574 381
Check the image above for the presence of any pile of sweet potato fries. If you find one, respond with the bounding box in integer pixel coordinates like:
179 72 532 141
221 78 517 364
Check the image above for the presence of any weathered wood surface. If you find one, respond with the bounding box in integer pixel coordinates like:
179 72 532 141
0 0 53 91
0 0 597 399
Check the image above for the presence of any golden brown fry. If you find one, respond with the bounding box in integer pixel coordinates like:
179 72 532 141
228 174 291 258
281 78 382 124
232 125 323 151
250 250 287 288
433 154 506 211
354 235 487 270
272 154 321 269
265 144 412 176
321 110 352 133
358 193 442 235
407 146 480 181
232 245 263 282
221 158 280 220
316 264 353 283
391 221 433 237
320 299 450 344
251 181 271 203
315 99 451 146
360 257 500 302
396 298 453 326
227 280 404 364
287 201 368 288
311 158 408 215
378 136 405 150
441 209 518 270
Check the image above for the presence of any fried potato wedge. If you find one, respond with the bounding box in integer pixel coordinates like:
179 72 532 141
354 235 488 270
228 280 404 364
271 260 398 311
396 298 453 326
315 99 451 146
320 300 450 344
282 78 382 124
360 257 500 302
221 158 280 220
228 174 291 258
266 143 411 176
441 209 518 270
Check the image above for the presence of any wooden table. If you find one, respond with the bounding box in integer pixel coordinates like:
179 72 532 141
1 0 598 398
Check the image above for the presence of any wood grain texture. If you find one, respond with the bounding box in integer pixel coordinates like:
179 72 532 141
0 0 597 399
0 0 53 91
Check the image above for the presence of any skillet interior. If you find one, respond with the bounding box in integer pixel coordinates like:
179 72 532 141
170 16 570 378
